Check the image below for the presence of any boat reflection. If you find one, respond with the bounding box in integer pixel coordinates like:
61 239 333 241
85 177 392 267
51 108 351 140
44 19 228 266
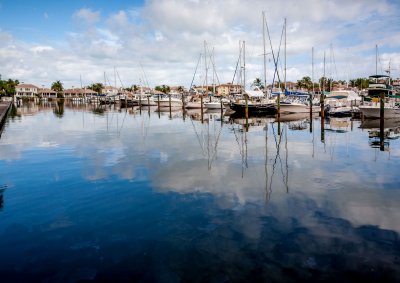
360 118 400 150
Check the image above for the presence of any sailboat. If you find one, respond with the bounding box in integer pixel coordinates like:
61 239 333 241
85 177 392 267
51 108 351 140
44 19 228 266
229 39 276 116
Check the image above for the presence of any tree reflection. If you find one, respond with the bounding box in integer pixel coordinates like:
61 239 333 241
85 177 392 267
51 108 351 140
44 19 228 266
53 100 65 118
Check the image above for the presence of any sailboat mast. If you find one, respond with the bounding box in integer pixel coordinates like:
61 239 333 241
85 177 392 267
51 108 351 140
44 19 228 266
262 11 267 95
323 51 326 92
375 44 378 76
204 40 208 97
284 18 287 91
212 47 215 95
312 47 314 94
243 40 246 90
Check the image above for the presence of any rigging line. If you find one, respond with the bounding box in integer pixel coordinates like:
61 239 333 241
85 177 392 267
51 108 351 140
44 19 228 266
140 64 151 89
207 46 221 86
269 123 279 190
208 118 223 169
189 53 202 91
117 108 128 137
265 15 283 87
273 23 285 88
231 43 244 85
190 117 206 155
271 122 285 186
116 68 125 89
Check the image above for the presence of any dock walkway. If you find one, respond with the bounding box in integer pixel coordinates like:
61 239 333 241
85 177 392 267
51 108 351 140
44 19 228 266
0 101 12 135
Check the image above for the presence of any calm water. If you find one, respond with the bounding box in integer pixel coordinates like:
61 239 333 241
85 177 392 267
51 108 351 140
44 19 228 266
1 101 400 282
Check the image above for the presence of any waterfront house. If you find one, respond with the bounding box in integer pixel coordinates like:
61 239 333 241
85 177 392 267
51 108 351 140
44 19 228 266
38 87 57 99
15 84 39 98
102 86 119 96
216 83 242 96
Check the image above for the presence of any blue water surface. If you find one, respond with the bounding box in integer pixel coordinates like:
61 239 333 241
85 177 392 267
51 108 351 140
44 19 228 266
0 101 399 282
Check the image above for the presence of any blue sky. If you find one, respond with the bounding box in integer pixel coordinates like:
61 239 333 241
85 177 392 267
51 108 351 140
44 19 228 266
1 0 399 88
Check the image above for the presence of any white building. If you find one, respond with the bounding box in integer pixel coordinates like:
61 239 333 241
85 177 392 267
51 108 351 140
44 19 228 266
15 84 39 97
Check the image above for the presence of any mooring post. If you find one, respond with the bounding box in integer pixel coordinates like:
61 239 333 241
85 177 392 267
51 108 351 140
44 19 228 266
380 91 385 151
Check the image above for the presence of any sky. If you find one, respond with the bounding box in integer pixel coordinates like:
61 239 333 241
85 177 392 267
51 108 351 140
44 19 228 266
1 0 400 89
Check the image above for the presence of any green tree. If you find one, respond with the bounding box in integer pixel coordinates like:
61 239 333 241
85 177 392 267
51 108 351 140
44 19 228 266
53 100 65 118
155 85 170 94
251 78 264 90
296 76 312 91
51 80 64 98
88 83 103 94
0 76 19 96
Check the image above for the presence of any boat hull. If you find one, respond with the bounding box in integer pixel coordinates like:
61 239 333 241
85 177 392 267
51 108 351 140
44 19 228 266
158 99 183 108
204 102 222 109
185 102 203 109
279 103 308 113
230 102 276 116
359 105 400 118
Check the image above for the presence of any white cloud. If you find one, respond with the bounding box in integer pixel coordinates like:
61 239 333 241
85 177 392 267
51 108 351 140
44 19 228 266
73 8 100 25
30 46 54 53
1 0 400 88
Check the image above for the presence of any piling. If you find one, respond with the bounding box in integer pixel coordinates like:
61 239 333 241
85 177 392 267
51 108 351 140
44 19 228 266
200 95 204 124
309 93 313 133
169 94 172 114
380 91 385 151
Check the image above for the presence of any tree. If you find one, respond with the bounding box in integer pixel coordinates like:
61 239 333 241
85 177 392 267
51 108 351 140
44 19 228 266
155 85 170 94
53 100 65 118
0 76 19 96
88 83 103 94
251 78 264 90
51 80 64 98
296 76 312 91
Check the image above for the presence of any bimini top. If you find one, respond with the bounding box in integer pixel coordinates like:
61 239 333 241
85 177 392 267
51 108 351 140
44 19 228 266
369 74 390 79
244 90 264 98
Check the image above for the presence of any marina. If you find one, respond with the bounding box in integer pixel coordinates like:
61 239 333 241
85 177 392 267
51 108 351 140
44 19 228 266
0 100 400 282
1 0 400 282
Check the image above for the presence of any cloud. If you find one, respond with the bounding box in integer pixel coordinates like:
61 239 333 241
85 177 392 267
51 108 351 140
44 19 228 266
1 0 400 88
73 8 100 25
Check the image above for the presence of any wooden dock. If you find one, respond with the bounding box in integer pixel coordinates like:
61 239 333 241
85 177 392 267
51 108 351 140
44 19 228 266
0 101 12 135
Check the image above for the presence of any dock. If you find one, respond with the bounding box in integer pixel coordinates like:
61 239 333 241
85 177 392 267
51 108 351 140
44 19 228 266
0 101 12 135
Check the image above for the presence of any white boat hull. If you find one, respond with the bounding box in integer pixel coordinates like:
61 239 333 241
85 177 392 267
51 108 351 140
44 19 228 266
204 102 222 109
279 103 317 113
359 105 400 118
158 98 183 107
186 101 203 109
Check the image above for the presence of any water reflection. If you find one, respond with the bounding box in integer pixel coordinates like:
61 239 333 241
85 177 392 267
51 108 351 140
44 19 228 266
360 118 400 151
0 102 399 281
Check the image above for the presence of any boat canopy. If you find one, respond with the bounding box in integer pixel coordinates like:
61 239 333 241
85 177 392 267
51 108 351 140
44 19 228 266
284 89 309 97
369 74 390 79
244 90 264 98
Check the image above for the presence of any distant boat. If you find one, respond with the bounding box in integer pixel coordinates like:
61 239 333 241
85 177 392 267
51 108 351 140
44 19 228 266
359 75 399 118
359 104 400 118
158 94 183 108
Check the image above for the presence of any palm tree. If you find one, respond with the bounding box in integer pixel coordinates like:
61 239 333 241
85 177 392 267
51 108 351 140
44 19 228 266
155 85 170 94
88 83 103 94
0 77 19 96
251 77 264 90
51 80 64 98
